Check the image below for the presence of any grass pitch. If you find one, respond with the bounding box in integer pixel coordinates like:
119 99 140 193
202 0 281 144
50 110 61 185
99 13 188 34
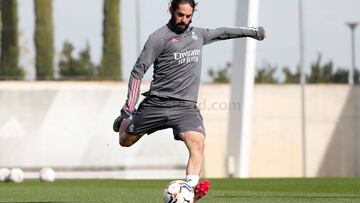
1 178 360 202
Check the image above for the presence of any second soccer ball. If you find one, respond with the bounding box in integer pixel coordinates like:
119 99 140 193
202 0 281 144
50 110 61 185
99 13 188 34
9 168 24 183
39 168 55 182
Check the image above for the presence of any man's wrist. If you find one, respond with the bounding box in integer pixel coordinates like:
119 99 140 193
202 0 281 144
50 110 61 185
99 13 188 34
120 108 131 118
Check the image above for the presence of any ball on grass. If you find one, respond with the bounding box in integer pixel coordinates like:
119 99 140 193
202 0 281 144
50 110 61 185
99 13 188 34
0 168 10 182
39 168 55 182
9 168 24 183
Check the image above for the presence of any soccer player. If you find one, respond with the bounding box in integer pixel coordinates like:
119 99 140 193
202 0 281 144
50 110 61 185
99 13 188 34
113 0 265 201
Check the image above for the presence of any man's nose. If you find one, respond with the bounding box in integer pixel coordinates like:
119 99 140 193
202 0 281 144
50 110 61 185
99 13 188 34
181 17 189 23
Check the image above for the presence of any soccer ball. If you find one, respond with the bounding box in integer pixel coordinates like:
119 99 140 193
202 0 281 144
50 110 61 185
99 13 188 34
0 168 10 182
9 168 24 183
39 168 55 182
163 180 194 203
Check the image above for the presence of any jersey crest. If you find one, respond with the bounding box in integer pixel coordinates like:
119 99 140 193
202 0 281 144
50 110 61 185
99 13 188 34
192 32 198 40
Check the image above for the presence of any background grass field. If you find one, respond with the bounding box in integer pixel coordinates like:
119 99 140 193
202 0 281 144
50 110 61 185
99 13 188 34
1 178 360 202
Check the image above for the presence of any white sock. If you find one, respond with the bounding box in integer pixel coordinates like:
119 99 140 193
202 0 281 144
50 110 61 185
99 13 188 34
185 175 199 188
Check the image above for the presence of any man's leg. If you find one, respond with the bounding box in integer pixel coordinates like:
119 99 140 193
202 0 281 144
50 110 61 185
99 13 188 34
178 131 210 201
178 131 205 178
119 118 142 147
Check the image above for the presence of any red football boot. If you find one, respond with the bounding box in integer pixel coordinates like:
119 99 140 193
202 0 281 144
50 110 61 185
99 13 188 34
194 179 210 202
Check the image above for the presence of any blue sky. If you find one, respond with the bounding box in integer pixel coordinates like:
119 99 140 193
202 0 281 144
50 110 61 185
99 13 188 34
18 0 360 81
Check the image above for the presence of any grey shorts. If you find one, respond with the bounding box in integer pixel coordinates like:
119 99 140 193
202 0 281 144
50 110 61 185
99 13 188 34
125 96 206 140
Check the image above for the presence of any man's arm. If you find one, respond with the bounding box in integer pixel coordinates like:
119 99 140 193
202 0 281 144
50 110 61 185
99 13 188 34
113 34 164 132
201 26 266 45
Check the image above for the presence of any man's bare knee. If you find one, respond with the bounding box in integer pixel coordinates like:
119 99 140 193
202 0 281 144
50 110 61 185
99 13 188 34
119 132 141 147
119 139 132 147
180 131 205 153
119 133 133 147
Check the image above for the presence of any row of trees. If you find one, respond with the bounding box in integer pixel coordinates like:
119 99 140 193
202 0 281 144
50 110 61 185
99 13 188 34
209 54 360 84
0 0 121 80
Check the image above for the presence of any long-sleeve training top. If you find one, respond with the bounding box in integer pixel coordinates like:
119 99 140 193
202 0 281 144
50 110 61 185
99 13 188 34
121 24 262 117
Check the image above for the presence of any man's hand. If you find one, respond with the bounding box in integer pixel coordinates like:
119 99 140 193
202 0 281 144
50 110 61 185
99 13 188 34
113 108 136 132
254 27 266 41
113 115 126 132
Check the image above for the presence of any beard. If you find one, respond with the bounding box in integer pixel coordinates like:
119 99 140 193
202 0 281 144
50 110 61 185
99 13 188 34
168 15 192 34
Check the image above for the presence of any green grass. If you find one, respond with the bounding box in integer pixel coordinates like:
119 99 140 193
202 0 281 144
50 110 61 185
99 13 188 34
1 178 360 202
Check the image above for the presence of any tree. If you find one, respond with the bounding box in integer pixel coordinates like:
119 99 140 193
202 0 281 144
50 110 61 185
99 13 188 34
355 69 360 84
208 62 280 84
208 62 231 83
255 63 279 84
99 0 121 80
58 41 97 80
0 0 23 80
34 0 54 80
331 67 348 84
282 66 300 84
308 54 333 83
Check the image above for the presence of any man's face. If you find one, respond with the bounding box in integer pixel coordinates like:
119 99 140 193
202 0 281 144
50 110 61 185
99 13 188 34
171 3 194 33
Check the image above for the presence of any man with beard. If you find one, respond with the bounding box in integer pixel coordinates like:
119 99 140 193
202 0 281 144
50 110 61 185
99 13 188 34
113 0 265 201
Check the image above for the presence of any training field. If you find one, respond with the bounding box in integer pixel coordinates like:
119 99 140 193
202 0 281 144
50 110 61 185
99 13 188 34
0 178 360 202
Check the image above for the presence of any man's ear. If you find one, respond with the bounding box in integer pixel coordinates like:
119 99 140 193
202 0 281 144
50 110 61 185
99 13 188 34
169 7 174 15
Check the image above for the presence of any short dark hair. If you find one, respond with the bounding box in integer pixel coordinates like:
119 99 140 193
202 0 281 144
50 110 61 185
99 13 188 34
169 0 198 13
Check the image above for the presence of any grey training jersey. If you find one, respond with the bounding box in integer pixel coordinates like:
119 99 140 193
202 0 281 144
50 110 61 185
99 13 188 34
122 24 259 116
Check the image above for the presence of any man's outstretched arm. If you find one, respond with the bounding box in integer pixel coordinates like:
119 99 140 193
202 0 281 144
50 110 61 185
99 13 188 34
201 26 266 45
113 35 164 132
